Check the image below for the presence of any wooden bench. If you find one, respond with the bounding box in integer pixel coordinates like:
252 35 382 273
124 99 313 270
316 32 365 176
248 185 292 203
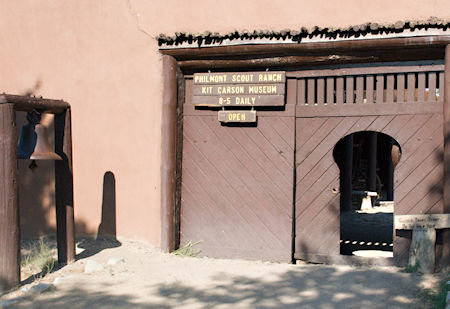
395 214 450 273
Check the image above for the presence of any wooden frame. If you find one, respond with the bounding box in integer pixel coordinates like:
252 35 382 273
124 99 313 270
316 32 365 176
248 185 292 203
0 94 75 292
160 35 450 268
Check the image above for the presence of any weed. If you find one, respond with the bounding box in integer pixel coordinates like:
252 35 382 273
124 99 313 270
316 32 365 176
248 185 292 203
419 276 450 309
172 241 201 257
21 237 56 278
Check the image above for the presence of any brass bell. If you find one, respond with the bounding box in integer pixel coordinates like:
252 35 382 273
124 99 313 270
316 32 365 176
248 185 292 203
17 111 62 160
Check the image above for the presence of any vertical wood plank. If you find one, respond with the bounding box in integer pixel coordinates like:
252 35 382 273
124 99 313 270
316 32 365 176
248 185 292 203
317 78 325 104
355 76 364 104
367 132 377 192
442 45 450 268
307 78 315 104
439 71 445 102
418 72 426 102
161 55 178 252
366 75 374 104
326 77 334 104
407 73 416 102
428 72 437 102
342 135 353 211
376 74 384 103
55 109 75 264
397 74 405 103
345 76 354 104
297 79 306 105
336 77 344 104
0 103 20 292
386 74 395 103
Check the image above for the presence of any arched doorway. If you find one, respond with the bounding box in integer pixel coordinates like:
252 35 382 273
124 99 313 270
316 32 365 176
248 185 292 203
333 131 401 257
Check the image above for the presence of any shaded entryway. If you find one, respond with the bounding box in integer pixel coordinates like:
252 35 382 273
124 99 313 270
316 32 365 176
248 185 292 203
333 131 401 257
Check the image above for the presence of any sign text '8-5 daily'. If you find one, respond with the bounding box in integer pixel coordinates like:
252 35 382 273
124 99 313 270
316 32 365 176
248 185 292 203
192 72 286 107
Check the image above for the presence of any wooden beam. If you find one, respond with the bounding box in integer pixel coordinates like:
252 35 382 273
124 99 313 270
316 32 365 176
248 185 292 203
296 102 442 117
54 109 75 264
443 44 450 268
0 94 69 114
160 36 450 59
0 103 20 292
160 55 178 252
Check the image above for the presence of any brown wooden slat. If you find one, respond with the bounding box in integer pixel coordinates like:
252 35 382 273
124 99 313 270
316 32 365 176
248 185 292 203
365 75 374 104
418 72 426 102
345 76 354 104
288 65 445 78
439 71 445 102
376 74 384 103
386 74 395 103
296 118 327 150
366 115 396 132
428 72 437 102
336 77 344 104
382 114 415 140
395 113 442 170
397 73 405 103
295 102 442 117
407 73 416 102
307 78 315 104
286 78 297 106
317 78 325 104
397 162 442 215
297 79 306 105
355 76 364 104
326 77 334 104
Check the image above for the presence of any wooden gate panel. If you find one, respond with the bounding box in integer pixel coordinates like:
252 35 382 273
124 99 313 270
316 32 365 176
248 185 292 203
181 113 294 261
295 112 444 262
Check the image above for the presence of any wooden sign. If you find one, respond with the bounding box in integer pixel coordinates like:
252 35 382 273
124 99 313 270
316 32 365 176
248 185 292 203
192 71 286 107
218 110 256 123
394 214 450 230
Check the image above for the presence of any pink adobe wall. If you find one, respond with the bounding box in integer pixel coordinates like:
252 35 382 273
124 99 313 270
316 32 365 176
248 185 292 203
0 0 449 247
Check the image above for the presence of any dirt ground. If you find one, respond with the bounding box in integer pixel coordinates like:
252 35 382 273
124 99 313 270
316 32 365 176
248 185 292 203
0 238 446 309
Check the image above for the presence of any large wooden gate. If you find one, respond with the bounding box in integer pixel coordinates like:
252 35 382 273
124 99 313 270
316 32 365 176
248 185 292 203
179 79 296 261
179 62 445 264
293 63 445 264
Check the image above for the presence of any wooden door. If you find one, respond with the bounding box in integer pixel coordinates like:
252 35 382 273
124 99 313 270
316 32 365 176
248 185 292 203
179 78 296 262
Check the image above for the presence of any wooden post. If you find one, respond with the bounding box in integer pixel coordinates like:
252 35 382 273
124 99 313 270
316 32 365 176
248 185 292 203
55 109 75 264
443 44 450 268
0 103 20 292
367 132 377 193
386 140 394 201
342 135 353 211
160 55 178 252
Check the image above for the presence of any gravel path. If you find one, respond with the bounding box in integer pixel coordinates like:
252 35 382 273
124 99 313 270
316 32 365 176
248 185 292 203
0 238 442 309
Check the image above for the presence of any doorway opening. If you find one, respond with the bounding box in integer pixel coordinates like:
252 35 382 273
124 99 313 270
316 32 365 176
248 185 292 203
333 131 401 258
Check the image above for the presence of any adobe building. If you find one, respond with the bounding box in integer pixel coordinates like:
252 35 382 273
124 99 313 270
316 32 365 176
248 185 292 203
1 1 450 282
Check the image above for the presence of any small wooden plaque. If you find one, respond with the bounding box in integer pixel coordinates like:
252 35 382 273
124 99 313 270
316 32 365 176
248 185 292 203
218 110 256 123
394 214 450 230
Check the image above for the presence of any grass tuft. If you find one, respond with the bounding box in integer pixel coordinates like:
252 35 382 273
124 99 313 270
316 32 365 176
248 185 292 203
21 237 56 278
172 241 202 257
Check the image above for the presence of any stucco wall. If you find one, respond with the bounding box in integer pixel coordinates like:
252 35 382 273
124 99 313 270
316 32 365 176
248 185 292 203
0 0 449 246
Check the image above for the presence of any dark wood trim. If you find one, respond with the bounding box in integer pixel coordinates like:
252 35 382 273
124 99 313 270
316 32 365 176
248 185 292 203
0 94 69 113
160 55 178 252
287 64 444 78
54 109 76 264
160 36 450 59
0 103 20 292
294 253 396 266
296 102 443 118
442 44 450 268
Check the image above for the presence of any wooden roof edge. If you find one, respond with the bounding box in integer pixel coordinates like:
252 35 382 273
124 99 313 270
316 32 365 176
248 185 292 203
157 17 450 47
0 93 70 113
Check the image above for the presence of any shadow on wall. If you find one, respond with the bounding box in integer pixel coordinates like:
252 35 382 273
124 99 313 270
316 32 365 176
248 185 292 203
76 171 121 260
